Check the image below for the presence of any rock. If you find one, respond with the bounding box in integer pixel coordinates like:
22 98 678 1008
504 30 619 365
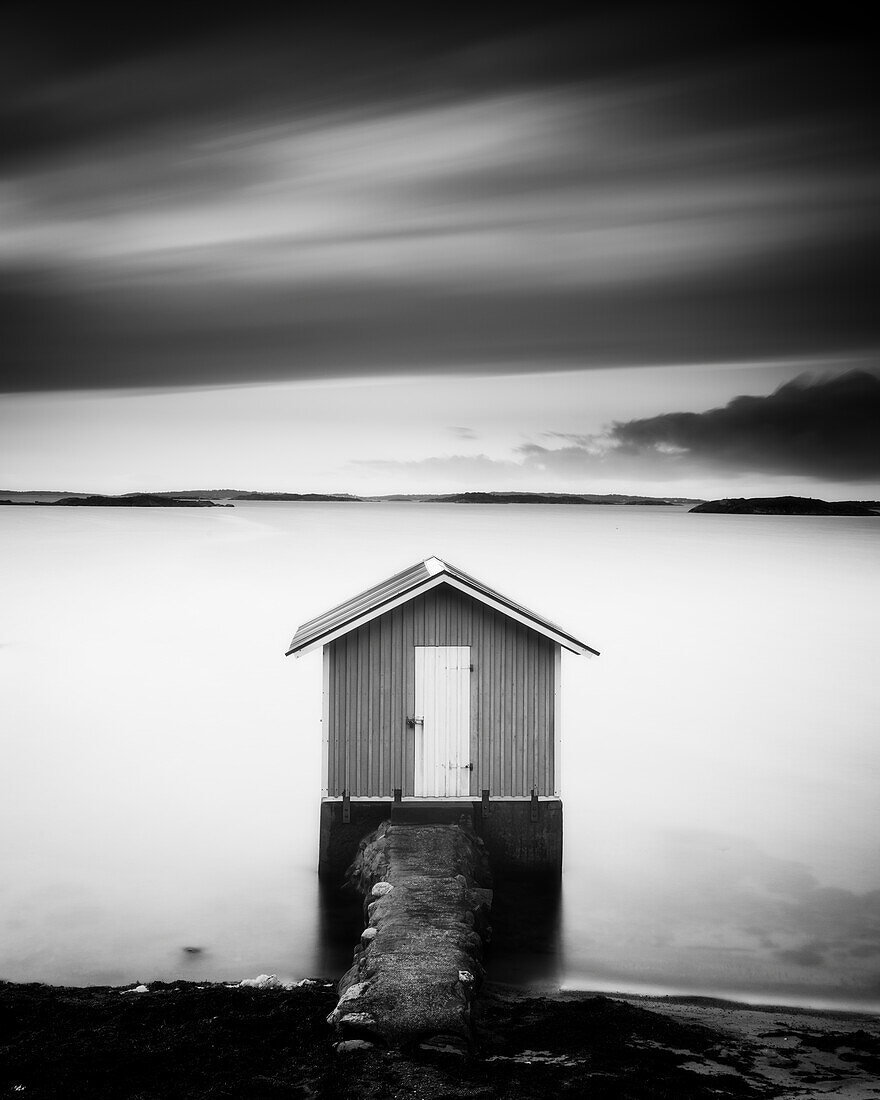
370 881 394 897
337 981 367 1005
238 974 281 989
418 1035 469 1056
361 927 377 942
335 1039 377 1054
336 1012 378 1031
120 984 149 994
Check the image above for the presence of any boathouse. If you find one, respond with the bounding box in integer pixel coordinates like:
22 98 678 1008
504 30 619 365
286 556 598 879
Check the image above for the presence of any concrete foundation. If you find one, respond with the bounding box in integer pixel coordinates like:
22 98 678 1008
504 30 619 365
318 798 562 885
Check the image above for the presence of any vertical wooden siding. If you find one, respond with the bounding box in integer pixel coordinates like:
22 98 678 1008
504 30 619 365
326 586 558 797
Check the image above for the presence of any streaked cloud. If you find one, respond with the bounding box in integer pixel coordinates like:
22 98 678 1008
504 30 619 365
1 8 877 392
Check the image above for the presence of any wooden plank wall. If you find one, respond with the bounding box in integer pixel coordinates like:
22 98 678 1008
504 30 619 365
326 586 557 798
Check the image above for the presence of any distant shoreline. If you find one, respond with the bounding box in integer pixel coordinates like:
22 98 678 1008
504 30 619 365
3 491 880 513
3 489 702 506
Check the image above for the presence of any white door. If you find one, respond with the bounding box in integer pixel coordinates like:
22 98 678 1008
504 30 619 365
413 646 471 797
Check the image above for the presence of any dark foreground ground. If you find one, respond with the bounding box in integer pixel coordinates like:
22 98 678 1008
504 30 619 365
2 980 879 1099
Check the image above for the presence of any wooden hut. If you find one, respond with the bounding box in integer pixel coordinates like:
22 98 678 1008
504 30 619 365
286 556 598 878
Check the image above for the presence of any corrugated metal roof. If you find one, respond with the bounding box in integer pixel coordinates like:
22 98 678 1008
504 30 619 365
286 556 598 657
286 560 432 656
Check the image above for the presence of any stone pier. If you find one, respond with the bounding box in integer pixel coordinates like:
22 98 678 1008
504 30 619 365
327 817 493 1052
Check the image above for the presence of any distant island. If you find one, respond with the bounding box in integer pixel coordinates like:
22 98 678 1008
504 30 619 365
690 496 880 516
150 491 360 502
0 494 229 508
60 494 230 508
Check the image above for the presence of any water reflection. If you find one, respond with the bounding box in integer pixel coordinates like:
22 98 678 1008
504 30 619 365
314 878 363 981
487 875 563 987
312 864 564 989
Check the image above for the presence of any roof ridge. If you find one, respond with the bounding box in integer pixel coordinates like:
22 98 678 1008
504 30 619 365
286 556 597 658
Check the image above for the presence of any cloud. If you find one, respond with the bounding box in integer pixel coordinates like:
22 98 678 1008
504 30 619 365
609 369 880 480
4 252 879 395
511 369 880 482
1 9 878 392
348 368 880 488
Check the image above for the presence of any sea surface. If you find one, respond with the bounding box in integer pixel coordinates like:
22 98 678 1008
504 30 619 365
2 502 879 1010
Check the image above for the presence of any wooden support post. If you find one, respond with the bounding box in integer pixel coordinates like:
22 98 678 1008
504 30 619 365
481 789 490 817
530 789 539 822
393 788 402 803
342 791 351 824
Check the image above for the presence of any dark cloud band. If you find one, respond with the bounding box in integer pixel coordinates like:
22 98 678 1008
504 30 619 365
3 245 879 394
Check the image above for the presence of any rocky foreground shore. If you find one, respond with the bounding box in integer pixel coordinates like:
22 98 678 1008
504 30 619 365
2 979 879 1099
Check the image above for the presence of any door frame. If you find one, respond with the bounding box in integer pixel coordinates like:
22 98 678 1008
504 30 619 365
413 645 471 797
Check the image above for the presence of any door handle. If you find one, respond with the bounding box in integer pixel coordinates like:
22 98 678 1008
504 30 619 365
461 762 473 770
406 715 424 728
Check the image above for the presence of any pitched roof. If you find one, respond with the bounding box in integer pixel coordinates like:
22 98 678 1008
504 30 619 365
285 556 598 657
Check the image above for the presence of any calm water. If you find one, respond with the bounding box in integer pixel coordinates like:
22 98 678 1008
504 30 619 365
2 503 879 1010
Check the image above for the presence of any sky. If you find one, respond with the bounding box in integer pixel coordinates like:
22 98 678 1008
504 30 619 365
1 4 878 497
